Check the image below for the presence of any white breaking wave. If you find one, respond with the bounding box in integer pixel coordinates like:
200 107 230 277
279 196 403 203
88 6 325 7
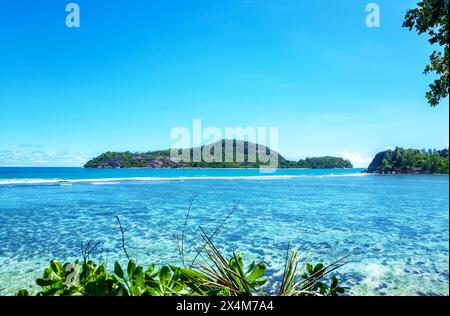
0 173 369 186
91 182 121 185
315 173 370 178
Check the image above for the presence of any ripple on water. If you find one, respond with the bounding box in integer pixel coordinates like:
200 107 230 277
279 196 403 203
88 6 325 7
0 174 448 295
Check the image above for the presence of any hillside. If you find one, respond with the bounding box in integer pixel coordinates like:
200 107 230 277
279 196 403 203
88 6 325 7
84 139 353 169
366 147 449 174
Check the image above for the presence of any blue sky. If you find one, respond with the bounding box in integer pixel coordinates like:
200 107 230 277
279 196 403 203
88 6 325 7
0 0 448 167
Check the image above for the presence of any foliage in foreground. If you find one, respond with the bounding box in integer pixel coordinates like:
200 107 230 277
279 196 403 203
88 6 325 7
16 202 349 297
16 242 347 297
403 0 449 106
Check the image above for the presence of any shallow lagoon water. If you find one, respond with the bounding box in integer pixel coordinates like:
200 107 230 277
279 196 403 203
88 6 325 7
0 168 448 295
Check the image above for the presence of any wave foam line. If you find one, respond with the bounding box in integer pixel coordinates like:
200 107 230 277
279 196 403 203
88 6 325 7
0 173 368 186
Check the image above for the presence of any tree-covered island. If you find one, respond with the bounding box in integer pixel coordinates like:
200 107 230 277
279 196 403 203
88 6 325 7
365 147 449 174
84 139 353 169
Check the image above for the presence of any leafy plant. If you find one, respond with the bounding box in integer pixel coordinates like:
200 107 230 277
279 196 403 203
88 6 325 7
16 249 347 296
179 228 267 296
16 205 349 296
403 0 449 106
278 247 348 296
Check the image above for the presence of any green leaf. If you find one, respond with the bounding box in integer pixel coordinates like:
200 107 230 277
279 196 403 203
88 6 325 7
247 262 266 281
36 278 58 287
147 263 156 274
50 260 62 274
127 260 136 277
15 289 30 296
113 283 130 296
179 267 207 281
114 262 124 279
159 266 171 285
331 276 338 288
41 287 62 296
132 266 144 287
246 261 255 275
336 287 345 294
306 263 313 274
313 263 324 274
254 278 267 286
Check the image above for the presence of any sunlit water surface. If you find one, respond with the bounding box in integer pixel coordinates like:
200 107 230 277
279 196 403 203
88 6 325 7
0 168 448 295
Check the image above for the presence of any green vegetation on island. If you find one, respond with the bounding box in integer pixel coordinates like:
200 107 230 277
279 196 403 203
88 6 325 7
280 156 353 169
366 147 449 174
84 139 353 169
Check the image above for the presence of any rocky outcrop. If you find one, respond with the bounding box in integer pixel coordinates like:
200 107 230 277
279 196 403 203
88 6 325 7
366 151 386 173
365 147 449 174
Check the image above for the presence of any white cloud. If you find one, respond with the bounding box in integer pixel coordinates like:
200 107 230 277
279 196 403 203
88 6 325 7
18 144 45 149
337 150 373 168
0 148 90 167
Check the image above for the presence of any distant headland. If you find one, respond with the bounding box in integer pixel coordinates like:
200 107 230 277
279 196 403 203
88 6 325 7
84 139 353 169
365 147 449 174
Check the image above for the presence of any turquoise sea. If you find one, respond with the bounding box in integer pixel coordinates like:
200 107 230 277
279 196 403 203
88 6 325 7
0 167 448 295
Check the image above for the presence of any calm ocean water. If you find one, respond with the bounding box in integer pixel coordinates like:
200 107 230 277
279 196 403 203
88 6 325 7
0 167 448 295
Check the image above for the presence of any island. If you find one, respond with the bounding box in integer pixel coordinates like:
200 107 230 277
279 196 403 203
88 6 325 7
365 147 449 174
84 139 353 169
